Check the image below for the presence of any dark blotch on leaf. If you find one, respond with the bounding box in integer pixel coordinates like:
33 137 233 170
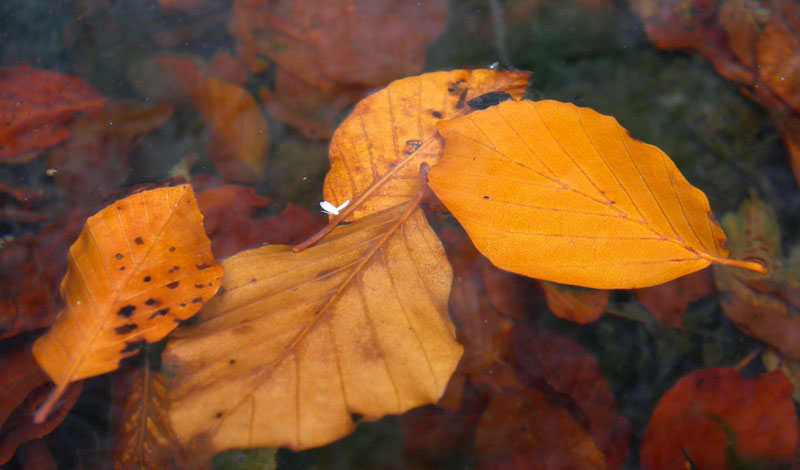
114 253 123 260
134 237 144 245
431 110 442 118
167 281 179 289
229 359 236 365
169 246 176 252
215 412 223 419
117 305 136 318
191 297 202 304
168 265 180 273
467 91 511 110
121 339 146 354
115 323 138 335
194 284 205 289
196 263 211 270
143 276 151 282
149 308 170 320
144 298 159 306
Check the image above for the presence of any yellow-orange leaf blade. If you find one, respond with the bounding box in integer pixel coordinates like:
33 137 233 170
163 204 462 453
428 99 763 289
323 69 530 220
32 185 223 421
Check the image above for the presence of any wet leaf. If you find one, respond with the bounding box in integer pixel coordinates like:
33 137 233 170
323 69 530 220
756 1 800 114
158 57 268 183
714 195 800 358
110 364 199 470
196 183 325 259
428 99 765 288
164 204 461 454
441 228 514 375
636 267 714 327
32 185 223 422
539 281 609 324
45 100 174 203
474 388 607 470
0 339 82 465
230 0 448 87
0 66 107 163
640 368 797 469
506 326 630 470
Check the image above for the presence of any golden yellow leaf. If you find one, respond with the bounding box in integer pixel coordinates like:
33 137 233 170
32 185 223 422
163 203 461 453
322 69 530 220
428 99 765 289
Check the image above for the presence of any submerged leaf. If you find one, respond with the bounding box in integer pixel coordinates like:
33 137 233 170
164 204 461 453
32 185 223 422
640 368 797 469
428 99 764 289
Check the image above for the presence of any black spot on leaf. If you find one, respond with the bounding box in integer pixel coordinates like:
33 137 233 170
115 323 138 335
143 276 151 282
149 308 170 320
134 237 144 245
144 298 159 306
167 281 179 289
467 91 511 110
196 263 211 270
121 339 146 354
117 305 136 318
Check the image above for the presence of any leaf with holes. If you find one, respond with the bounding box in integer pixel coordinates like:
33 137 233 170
323 69 530 220
163 203 461 455
32 185 223 422
428 99 765 289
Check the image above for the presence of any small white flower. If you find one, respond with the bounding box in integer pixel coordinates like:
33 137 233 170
320 199 350 216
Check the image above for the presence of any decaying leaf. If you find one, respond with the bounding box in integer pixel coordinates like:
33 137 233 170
640 368 797 469
32 185 223 422
158 57 268 183
0 66 108 163
474 388 608 470
110 364 199 470
0 340 81 465
507 326 630 470
635 267 714 327
164 203 462 454
539 281 609 324
428 99 765 289
230 0 448 86
323 69 530 220
714 195 800 358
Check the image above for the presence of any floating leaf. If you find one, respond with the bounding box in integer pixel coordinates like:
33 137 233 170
428 99 764 289
323 69 530 220
0 66 107 163
539 281 609 324
640 368 797 469
32 185 223 422
164 204 461 454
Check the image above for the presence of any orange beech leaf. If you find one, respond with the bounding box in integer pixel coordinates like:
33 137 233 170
507 326 630 470
0 340 81 465
539 281 609 324
230 0 448 87
640 368 797 469
482 265 535 319
428 99 765 289
714 195 800 358
109 365 201 470
0 66 107 163
158 57 268 183
718 0 763 69
163 203 461 454
323 69 530 220
474 388 607 470
31 185 224 423
636 267 714 327
209 51 247 86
